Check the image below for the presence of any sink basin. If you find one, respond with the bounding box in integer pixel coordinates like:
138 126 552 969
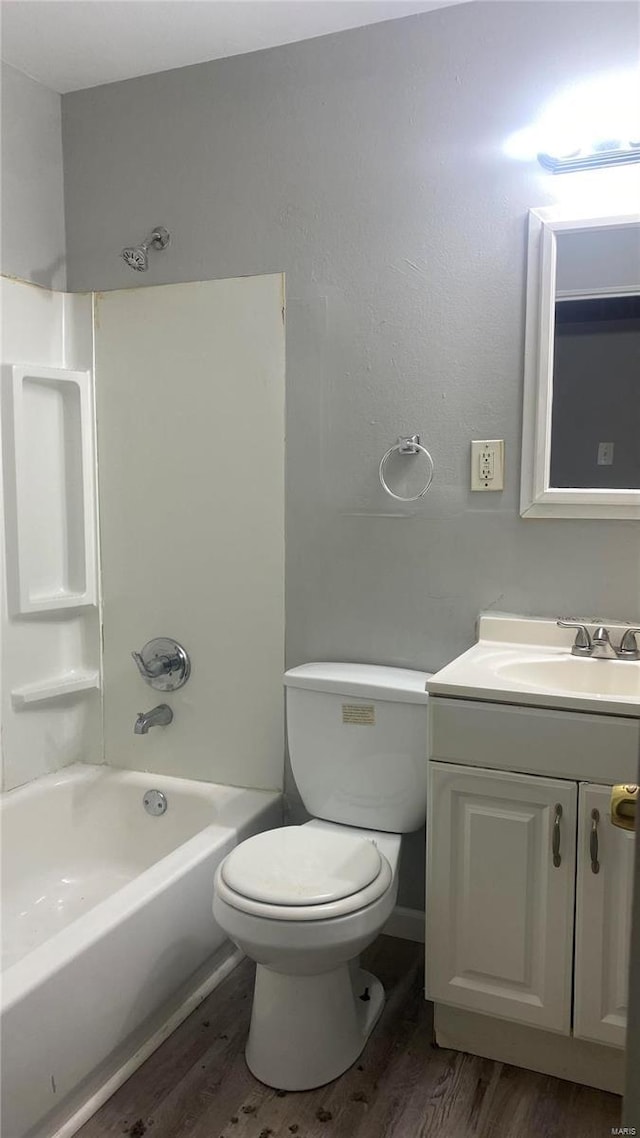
497 656 640 699
427 615 640 717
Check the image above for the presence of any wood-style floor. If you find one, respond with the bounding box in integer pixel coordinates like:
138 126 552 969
78 936 621 1138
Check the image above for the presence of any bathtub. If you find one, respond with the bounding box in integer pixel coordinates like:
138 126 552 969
1 763 281 1138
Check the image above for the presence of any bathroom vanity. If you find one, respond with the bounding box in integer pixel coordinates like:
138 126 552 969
425 615 640 1094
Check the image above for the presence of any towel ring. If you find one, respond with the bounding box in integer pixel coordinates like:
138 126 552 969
379 436 435 502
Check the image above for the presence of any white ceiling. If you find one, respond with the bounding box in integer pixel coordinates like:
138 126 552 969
0 0 462 94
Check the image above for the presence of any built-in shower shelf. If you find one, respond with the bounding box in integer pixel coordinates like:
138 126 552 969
11 670 100 709
2 363 97 615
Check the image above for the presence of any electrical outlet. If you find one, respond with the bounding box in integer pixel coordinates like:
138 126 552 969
597 441 614 466
471 439 504 491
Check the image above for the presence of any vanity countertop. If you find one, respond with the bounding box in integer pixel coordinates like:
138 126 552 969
427 614 640 719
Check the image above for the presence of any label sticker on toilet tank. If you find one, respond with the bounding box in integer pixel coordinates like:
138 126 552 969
342 703 376 725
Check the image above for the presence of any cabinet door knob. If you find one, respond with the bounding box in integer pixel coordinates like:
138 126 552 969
552 803 563 867
590 808 600 873
611 784 637 832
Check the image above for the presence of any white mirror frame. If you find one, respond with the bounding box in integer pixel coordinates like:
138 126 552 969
520 205 640 519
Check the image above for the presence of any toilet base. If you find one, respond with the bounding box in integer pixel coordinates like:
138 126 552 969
245 964 385 1090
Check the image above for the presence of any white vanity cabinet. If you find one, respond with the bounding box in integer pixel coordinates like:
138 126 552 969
425 617 640 1092
427 763 577 1033
574 782 635 1048
427 761 635 1048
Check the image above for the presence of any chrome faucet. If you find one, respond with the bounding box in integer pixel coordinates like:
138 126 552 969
557 621 640 661
557 620 592 656
134 704 173 734
590 627 618 660
619 628 640 660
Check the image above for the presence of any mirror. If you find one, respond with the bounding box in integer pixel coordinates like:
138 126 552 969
520 206 640 518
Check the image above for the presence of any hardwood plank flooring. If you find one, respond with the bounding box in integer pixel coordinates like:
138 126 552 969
78 936 621 1138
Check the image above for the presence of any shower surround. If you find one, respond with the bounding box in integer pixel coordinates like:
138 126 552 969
0 276 101 793
0 270 286 1135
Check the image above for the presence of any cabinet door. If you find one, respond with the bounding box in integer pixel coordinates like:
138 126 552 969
574 782 635 1048
426 762 576 1033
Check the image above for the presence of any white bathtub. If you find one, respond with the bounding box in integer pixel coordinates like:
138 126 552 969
1 763 281 1138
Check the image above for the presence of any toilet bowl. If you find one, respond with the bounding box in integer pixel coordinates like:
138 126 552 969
213 820 401 1089
213 662 431 1091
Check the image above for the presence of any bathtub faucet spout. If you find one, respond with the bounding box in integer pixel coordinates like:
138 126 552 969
134 704 173 734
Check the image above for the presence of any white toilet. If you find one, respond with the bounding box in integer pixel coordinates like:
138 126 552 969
213 662 431 1090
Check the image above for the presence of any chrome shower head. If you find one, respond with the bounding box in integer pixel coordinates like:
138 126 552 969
122 245 149 271
121 226 170 271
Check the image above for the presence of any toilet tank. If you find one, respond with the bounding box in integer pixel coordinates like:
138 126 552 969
284 663 431 833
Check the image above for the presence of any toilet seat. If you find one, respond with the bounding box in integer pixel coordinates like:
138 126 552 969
217 826 392 921
222 825 383 905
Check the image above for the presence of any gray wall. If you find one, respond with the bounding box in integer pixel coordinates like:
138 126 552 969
1 63 66 289
61 1 640 907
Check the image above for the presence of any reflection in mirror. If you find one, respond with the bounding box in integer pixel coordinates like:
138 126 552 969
551 224 640 490
521 208 640 519
551 303 640 490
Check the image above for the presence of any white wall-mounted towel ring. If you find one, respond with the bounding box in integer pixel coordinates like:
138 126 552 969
379 435 434 502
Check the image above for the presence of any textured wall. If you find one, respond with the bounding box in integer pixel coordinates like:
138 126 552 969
1 63 66 289
62 2 640 906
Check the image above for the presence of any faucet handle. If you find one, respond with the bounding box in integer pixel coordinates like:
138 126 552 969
131 638 191 691
132 651 169 679
619 628 640 659
557 620 592 655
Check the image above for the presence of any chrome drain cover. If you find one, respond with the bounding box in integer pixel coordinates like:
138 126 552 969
143 789 168 816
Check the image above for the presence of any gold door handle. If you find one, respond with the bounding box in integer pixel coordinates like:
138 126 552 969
610 784 638 832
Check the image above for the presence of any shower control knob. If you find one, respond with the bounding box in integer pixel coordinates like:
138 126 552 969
132 637 190 691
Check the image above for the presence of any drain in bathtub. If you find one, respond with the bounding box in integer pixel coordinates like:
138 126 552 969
143 790 168 816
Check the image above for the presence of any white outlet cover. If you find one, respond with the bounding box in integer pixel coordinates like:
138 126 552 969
471 439 504 491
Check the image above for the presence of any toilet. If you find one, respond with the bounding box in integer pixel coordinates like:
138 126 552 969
213 662 431 1090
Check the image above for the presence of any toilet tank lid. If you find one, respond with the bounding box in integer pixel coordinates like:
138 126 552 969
284 663 432 704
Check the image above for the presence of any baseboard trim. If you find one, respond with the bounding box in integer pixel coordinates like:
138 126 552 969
385 905 425 943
